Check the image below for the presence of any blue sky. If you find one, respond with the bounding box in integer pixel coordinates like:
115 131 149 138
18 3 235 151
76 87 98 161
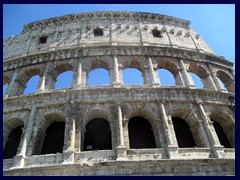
3 4 235 94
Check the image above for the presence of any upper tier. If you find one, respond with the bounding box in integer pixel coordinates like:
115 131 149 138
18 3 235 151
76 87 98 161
3 11 215 60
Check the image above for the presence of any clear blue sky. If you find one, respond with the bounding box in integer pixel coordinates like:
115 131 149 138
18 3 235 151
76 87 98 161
3 4 235 94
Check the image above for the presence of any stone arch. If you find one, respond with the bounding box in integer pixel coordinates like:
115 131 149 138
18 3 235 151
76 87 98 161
188 64 211 89
14 68 41 96
210 111 234 148
171 108 205 147
87 60 111 86
3 76 11 95
122 59 145 84
157 61 180 85
3 118 24 158
90 59 110 71
82 108 113 150
3 76 11 85
216 70 235 92
125 108 161 148
32 112 66 155
47 63 74 90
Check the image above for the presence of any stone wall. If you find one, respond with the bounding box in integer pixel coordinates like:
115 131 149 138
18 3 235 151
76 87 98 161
3 11 235 176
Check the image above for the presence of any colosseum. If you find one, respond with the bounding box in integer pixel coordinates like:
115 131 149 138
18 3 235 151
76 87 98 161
3 11 235 176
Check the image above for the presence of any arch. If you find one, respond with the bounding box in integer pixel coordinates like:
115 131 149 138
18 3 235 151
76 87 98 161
90 60 110 71
216 70 235 92
188 64 210 89
126 107 161 148
189 72 204 88
3 118 24 158
3 76 10 95
4 126 23 159
123 68 144 84
32 113 66 155
157 61 181 85
87 68 110 86
24 75 40 94
15 68 41 95
3 76 10 85
210 111 234 148
122 60 145 84
83 118 112 151
172 117 196 148
41 121 66 154
82 108 114 150
48 63 74 90
171 108 205 147
55 71 73 89
128 116 156 149
157 69 175 86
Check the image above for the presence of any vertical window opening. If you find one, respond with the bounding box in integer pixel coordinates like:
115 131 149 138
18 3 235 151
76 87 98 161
172 117 196 148
3 126 23 159
128 116 156 149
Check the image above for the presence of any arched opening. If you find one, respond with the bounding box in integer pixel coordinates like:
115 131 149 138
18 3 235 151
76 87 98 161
41 122 65 155
3 84 8 95
218 80 228 91
3 125 23 159
55 71 73 89
172 117 196 148
84 118 112 151
212 120 231 148
3 76 10 95
123 68 144 85
216 70 235 92
157 69 175 86
128 116 156 149
12 68 41 96
24 75 40 94
210 111 234 148
87 68 110 86
189 72 204 88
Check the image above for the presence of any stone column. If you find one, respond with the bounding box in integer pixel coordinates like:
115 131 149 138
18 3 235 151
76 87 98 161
116 104 128 161
148 57 159 87
196 101 225 158
36 61 50 93
207 64 225 91
63 114 76 164
73 62 82 89
81 68 87 87
5 68 19 97
157 101 178 159
205 73 218 90
179 60 195 87
11 107 37 169
158 101 173 146
112 55 121 87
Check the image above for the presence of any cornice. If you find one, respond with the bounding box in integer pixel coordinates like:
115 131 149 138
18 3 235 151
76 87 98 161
3 87 234 113
3 46 233 72
23 11 190 32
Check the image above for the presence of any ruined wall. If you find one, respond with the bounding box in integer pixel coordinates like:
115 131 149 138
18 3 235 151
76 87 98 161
3 11 235 176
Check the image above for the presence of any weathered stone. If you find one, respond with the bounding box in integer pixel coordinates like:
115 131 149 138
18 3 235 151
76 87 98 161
3 11 235 176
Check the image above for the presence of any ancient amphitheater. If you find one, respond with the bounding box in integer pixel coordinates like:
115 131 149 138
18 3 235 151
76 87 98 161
3 11 235 176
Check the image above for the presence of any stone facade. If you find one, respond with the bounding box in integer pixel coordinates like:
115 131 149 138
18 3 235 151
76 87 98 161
3 11 235 176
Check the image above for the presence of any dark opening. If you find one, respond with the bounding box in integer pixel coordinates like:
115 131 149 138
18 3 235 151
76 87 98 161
152 29 163 38
128 116 156 149
4 126 23 159
212 120 231 148
172 117 196 148
94 28 103 37
84 118 112 151
41 122 65 154
39 36 48 44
